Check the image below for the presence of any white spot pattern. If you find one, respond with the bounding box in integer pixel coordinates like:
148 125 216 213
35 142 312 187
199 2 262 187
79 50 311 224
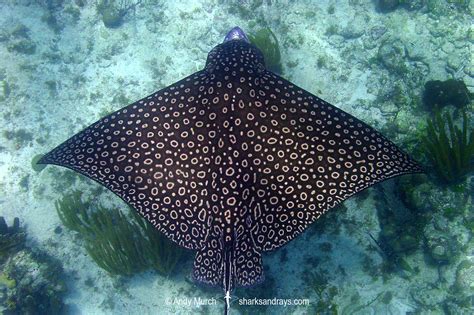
40 40 422 291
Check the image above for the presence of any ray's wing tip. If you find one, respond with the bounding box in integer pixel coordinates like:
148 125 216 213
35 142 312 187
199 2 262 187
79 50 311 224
414 164 426 174
400 163 425 177
191 272 220 289
36 154 51 165
408 158 426 174
35 151 59 166
238 274 265 289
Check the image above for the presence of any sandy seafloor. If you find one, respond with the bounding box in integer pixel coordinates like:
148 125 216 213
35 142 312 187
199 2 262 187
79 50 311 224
0 0 473 314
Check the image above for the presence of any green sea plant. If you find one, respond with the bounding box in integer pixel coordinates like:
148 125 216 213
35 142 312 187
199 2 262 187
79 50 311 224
422 111 474 184
423 79 472 111
132 211 185 275
85 207 152 275
55 190 91 233
0 217 25 262
0 272 16 289
248 27 282 74
97 0 143 28
55 191 185 276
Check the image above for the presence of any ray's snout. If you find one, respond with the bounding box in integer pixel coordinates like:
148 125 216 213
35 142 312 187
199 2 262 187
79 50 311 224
224 26 250 43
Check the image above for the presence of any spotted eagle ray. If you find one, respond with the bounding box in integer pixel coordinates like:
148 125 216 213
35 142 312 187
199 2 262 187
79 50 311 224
38 27 422 313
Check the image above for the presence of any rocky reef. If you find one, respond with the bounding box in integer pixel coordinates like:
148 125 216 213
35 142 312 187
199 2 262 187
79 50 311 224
96 0 144 28
423 79 472 111
0 217 67 314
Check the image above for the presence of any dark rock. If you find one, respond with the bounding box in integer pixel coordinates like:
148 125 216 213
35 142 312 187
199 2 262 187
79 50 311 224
423 79 472 110
370 26 388 41
377 0 400 12
101 8 124 28
54 226 62 234
378 39 407 75
7 39 36 55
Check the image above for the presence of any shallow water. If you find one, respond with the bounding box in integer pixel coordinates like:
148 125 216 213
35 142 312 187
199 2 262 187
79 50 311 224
0 1 472 314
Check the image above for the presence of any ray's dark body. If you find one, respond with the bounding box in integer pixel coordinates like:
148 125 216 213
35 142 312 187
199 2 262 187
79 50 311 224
39 27 422 314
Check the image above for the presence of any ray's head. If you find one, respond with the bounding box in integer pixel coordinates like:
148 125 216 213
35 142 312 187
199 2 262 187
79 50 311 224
223 26 250 43
205 27 265 75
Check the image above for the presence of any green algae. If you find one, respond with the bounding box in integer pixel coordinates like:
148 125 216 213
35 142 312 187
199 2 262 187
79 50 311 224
0 217 25 262
443 205 465 221
55 191 185 276
55 191 91 234
131 210 185 275
0 273 16 289
422 111 474 184
97 0 143 28
248 27 282 74
84 207 150 275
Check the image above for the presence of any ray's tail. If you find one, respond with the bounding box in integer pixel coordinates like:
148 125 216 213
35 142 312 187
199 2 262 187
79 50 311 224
224 292 230 315
223 248 234 315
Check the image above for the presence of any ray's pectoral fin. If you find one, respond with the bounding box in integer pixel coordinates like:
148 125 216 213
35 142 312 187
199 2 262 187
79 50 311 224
233 232 264 288
192 232 224 288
